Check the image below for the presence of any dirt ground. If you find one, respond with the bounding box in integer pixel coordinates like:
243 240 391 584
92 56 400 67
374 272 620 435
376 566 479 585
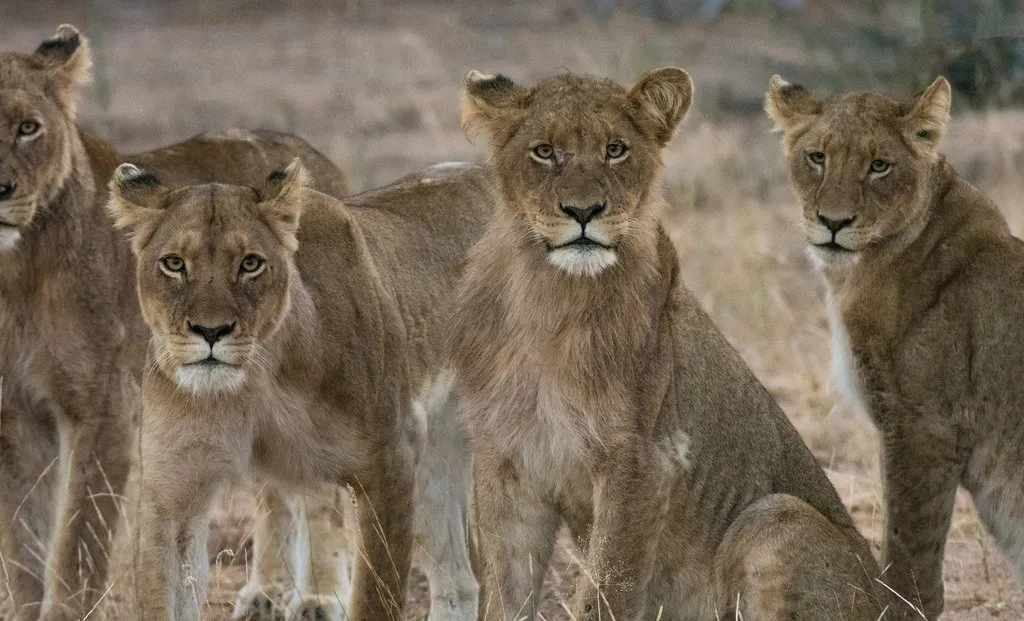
2 1 1024 619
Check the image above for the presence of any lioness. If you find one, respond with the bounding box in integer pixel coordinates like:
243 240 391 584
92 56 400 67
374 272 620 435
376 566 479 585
0 25 347 621
451 68 889 620
107 159 493 620
766 75 1024 618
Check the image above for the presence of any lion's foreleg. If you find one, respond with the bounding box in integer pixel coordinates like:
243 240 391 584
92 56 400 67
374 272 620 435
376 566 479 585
134 419 235 621
573 445 671 621
473 454 559 621
878 420 963 620
0 399 59 621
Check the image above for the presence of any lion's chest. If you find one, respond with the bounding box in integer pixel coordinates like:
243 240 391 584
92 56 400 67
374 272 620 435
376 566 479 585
248 385 369 486
826 293 870 419
475 364 618 513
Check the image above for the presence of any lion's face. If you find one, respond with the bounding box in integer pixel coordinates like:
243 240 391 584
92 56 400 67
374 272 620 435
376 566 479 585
766 76 951 270
461 68 692 277
0 25 92 251
108 161 307 395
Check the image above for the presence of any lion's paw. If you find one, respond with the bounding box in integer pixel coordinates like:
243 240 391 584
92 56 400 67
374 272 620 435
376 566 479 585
233 583 293 621
287 594 349 621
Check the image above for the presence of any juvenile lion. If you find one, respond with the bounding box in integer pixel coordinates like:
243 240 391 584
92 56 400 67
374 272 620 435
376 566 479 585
451 68 889 620
766 75 1024 618
0 25 346 621
107 159 493 620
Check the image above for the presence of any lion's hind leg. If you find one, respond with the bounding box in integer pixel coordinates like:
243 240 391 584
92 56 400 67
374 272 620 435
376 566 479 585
410 373 478 621
234 484 301 621
715 494 886 620
286 486 354 621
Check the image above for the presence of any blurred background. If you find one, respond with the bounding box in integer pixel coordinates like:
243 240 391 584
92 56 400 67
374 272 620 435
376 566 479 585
2 1 1024 618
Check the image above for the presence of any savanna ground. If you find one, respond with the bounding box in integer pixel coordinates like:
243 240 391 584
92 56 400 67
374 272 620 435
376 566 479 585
2 1 1024 618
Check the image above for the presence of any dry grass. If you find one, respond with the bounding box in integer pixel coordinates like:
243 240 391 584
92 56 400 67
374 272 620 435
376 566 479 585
2 1 1024 618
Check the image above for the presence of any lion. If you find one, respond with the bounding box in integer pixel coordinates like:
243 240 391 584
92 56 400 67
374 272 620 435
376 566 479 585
450 68 892 620
766 74 1024 619
106 158 494 620
0 25 348 621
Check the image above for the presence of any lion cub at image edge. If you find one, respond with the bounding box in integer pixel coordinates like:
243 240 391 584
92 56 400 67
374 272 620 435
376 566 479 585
107 160 493 620
768 75 1024 619
451 68 889 620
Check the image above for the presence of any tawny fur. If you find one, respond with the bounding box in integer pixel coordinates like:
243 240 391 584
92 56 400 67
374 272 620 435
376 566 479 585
108 161 494 621
767 74 1024 619
452 68 889 620
0 25 347 621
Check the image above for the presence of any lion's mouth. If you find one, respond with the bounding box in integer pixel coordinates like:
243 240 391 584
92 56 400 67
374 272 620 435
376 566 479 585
186 356 237 368
554 236 614 251
814 241 854 253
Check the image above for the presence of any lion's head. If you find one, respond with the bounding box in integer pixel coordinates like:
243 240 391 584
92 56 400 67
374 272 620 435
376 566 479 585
107 159 307 395
461 68 692 277
765 75 952 270
0 24 92 251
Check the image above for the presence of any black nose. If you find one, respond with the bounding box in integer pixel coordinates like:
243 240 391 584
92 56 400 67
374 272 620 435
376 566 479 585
560 202 606 225
0 182 16 201
188 322 235 345
818 214 855 234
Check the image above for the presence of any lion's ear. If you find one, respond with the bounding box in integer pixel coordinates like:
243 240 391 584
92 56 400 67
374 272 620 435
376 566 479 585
256 158 307 252
33 24 93 116
460 70 530 141
627 67 693 147
764 75 822 133
900 76 951 153
107 164 170 254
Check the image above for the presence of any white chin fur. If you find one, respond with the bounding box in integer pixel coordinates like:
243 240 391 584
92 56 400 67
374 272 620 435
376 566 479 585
175 364 247 395
547 246 618 278
0 228 21 251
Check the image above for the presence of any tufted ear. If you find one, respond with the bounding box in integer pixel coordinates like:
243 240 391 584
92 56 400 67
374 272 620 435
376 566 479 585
33 24 93 116
764 75 822 133
900 76 951 153
460 70 531 142
255 158 307 252
626 67 693 147
107 164 171 254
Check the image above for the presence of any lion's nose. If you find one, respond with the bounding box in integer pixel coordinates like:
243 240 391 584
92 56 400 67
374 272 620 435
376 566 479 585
818 213 855 234
560 202 606 225
188 322 236 345
0 182 16 201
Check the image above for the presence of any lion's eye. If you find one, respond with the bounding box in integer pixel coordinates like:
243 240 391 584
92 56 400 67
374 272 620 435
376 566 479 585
239 254 265 275
17 120 40 137
531 144 555 162
807 151 826 166
159 255 186 275
606 143 628 161
869 159 891 174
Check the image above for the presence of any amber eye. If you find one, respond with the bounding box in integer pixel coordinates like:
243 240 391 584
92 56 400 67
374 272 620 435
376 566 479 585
159 255 186 275
239 254 265 275
807 151 826 166
606 143 628 161
869 159 891 174
17 120 40 137
531 143 555 162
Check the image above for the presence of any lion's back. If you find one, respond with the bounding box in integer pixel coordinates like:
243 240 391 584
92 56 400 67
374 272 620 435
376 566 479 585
126 128 349 198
